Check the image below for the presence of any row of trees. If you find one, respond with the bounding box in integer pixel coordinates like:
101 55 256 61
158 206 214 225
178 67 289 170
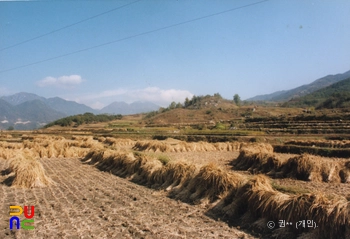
44 113 122 128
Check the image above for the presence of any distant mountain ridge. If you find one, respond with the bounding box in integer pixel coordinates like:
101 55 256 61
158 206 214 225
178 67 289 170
1 92 46 105
45 97 95 116
100 101 160 115
1 92 97 115
247 70 350 102
0 92 160 130
0 99 66 130
247 90 286 102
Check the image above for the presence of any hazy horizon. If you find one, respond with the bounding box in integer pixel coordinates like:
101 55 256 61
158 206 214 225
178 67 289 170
1 0 350 109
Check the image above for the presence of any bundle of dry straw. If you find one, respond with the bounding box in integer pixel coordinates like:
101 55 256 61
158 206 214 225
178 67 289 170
133 140 242 153
7 153 54 188
232 143 283 174
172 163 245 203
1 135 103 160
233 143 348 183
83 147 349 238
215 174 350 239
83 149 246 203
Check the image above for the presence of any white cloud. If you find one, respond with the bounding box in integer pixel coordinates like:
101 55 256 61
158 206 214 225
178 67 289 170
129 87 193 105
0 87 11 96
95 89 128 98
90 101 105 110
74 87 193 108
37 75 83 89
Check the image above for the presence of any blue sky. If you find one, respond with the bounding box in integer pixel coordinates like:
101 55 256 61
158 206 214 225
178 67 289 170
1 0 350 109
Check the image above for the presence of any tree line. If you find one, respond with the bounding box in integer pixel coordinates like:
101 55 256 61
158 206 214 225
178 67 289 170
44 113 122 128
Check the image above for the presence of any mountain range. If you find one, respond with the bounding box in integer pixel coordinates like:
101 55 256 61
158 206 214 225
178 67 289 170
247 70 350 102
0 92 160 130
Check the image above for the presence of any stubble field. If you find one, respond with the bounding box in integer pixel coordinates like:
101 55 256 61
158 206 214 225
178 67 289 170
0 134 349 239
1 157 253 239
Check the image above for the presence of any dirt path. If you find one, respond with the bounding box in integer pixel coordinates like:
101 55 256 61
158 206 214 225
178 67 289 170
0 158 254 239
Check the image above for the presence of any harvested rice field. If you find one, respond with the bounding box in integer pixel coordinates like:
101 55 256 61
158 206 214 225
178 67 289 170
1 135 349 238
0 157 252 239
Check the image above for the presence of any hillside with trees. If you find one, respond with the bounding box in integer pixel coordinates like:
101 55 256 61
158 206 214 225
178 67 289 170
284 77 350 109
247 69 350 102
44 113 122 128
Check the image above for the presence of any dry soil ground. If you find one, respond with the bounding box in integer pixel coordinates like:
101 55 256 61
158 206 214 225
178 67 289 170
0 157 255 239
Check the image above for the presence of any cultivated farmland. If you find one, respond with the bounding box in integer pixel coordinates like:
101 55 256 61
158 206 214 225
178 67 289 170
1 125 349 239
